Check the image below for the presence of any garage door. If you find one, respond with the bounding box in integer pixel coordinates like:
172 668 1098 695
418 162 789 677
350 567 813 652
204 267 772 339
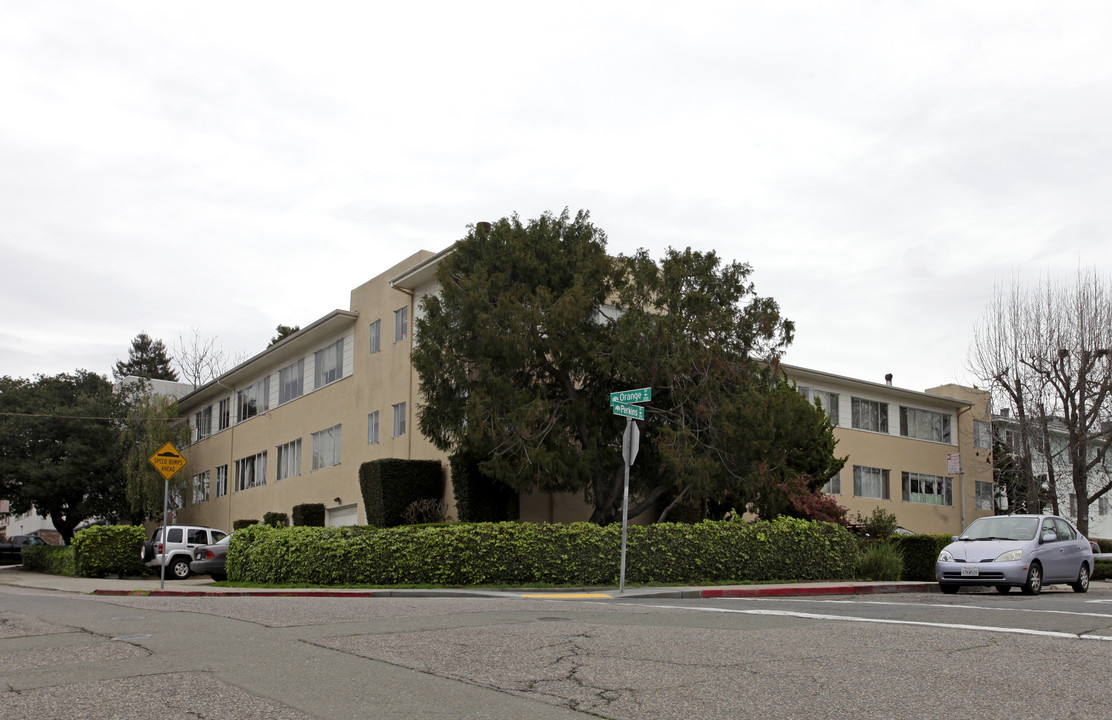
326 504 358 527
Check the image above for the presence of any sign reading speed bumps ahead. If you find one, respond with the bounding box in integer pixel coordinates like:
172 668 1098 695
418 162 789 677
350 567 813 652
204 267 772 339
148 441 187 480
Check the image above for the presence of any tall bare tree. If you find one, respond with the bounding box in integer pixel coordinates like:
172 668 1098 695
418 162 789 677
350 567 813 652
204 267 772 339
969 268 1112 535
173 327 242 388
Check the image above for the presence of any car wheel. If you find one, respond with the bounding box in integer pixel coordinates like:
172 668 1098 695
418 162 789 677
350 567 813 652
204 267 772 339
939 584 959 594
1072 564 1090 593
995 585 1012 594
168 557 191 580
140 542 154 563
1021 562 1042 595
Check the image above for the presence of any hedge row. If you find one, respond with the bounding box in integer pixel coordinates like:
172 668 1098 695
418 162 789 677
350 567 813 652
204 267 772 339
226 517 859 586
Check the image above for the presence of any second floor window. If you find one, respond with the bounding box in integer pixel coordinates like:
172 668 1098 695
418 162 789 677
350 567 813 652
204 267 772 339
237 377 270 422
394 306 408 342
218 398 231 431
194 406 212 441
393 402 407 437
900 406 951 443
312 424 342 470
276 439 302 480
369 320 381 354
234 452 267 492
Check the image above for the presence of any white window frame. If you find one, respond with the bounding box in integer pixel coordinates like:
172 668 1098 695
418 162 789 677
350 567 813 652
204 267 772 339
851 398 888 433
192 471 210 504
237 377 270 422
279 359 304 405
853 465 890 500
975 481 994 511
899 406 952 444
194 406 212 441
367 411 379 444
369 319 381 354
218 398 231 431
215 465 228 498
234 452 267 492
314 339 344 388
394 306 408 343
393 402 407 438
902 471 952 506
276 438 302 480
312 424 342 470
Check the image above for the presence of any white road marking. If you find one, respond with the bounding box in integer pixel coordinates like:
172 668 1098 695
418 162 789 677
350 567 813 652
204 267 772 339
613 602 1112 642
760 597 1112 620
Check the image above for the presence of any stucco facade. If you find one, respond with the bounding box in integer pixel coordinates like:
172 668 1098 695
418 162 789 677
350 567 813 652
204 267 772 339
172 249 994 537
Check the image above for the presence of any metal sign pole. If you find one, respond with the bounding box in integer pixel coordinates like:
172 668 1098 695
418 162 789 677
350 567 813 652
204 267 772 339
161 476 169 589
619 416 631 593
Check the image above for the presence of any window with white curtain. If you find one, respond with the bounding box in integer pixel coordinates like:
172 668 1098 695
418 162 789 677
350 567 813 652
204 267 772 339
312 424 342 470
900 406 952 443
394 306 408 342
237 377 270 422
192 471 210 504
393 402 407 437
215 465 228 498
367 411 379 444
279 359 304 404
853 465 890 500
193 406 212 441
314 339 344 388
851 398 888 433
369 320 381 353
276 438 301 480
234 452 267 492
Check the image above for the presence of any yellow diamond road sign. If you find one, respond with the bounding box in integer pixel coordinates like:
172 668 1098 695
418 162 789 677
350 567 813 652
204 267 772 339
149 442 187 480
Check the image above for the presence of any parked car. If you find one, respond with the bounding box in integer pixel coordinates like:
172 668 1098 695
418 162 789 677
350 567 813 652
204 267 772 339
0 534 47 563
936 514 1093 595
192 533 232 582
141 525 227 580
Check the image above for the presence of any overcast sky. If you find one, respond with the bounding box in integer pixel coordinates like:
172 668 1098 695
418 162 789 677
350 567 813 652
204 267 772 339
2 2 1111 395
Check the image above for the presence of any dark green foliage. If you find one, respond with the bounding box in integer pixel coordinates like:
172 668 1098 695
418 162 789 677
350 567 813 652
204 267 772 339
449 452 520 522
894 534 952 581
263 512 289 528
113 332 178 381
269 325 301 347
20 545 76 576
118 385 191 523
292 503 326 527
413 209 841 524
855 542 904 581
0 371 130 544
71 525 146 578
360 459 444 527
228 517 857 586
233 519 259 530
856 506 899 537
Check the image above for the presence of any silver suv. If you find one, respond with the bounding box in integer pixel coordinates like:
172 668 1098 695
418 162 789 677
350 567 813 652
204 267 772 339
141 525 228 580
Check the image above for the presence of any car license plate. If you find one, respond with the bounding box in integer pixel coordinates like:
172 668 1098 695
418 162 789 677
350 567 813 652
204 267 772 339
961 566 979 577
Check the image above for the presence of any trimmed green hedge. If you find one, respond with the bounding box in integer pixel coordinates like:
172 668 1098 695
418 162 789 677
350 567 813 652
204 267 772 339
226 517 858 586
894 534 951 581
71 525 147 578
293 503 326 527
21 545 76 576
360 458 444 527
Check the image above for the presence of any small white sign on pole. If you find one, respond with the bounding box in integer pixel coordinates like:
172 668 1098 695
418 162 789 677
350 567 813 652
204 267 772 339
947 453 961 475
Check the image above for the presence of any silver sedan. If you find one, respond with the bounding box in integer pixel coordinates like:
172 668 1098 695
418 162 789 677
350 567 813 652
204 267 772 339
936 514 1093 595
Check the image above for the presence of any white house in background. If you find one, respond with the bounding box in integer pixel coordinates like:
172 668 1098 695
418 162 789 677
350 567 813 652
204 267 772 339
994 410 1112 539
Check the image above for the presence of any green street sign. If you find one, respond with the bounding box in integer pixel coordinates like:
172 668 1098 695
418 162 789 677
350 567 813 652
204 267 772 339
611 402 645 421
610 387 651 405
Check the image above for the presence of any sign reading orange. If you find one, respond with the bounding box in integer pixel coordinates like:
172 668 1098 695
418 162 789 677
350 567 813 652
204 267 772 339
148 442 187 480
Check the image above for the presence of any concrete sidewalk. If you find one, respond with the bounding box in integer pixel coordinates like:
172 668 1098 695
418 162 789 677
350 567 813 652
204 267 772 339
0 564 938 598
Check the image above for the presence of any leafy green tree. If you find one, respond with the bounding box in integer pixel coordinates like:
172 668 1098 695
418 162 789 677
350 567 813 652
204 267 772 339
269 324 301 347
0 371 129 544
114 332 178 381
118 382 192 523
413 209 843 523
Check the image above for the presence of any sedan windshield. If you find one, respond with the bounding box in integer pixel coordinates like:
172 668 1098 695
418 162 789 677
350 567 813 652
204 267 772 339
959 517 1038 541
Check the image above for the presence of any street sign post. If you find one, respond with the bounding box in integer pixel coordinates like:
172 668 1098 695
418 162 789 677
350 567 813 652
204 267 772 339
148 442 187 590
610 388 651 593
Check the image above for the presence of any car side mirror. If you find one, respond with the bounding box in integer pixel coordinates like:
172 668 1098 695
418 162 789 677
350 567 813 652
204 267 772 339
1041 531 1057 543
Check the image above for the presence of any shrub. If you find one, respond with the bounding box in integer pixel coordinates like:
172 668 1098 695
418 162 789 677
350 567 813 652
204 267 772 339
856 507 898 537
233 519 259 531
449 451 519 522
21 545 76 576
855 541 903 581
263 512 289 528
71 525 147 578
402 498 452 525
895 534 952 581
292 503 326 527
360 459 444 527
228 517 859 587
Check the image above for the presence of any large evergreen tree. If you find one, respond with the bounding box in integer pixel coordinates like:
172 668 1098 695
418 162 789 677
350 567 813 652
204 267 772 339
413 209 843 523
118 382 192 523
114 332 178 381
0 371 129 543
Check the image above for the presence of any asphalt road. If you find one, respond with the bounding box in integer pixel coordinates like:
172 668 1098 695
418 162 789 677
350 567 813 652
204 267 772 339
2 581 1111 719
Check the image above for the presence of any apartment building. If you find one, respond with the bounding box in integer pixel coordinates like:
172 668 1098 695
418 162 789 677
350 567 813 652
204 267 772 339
172 248 994 536
784 366 994 535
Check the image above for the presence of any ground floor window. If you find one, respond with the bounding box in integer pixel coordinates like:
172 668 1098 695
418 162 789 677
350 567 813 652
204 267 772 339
215 465 228 498
821 472 841 495
312 424 342 470
853 465 890 500
902 472 952 506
